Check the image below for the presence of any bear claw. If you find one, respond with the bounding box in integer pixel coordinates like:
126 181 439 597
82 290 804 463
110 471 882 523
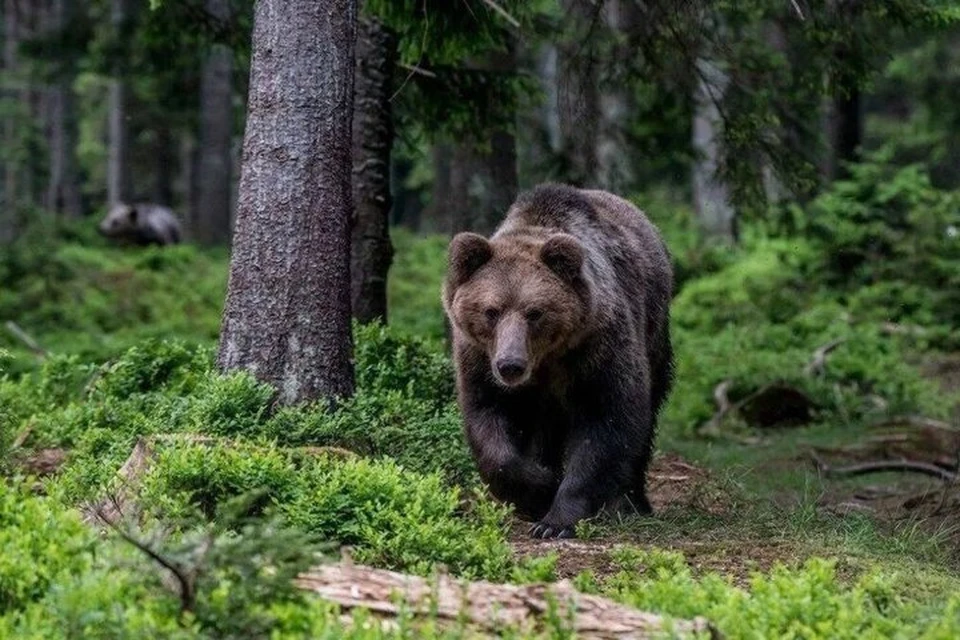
529 522 575 539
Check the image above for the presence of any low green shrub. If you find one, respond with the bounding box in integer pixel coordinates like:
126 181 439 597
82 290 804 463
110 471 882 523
139 441 511 579
590 546 960 639
0 483 94 613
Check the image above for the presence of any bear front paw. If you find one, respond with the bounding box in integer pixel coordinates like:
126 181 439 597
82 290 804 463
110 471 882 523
528 521 576 539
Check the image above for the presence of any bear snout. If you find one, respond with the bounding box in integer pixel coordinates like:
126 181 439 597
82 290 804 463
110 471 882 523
495 357 528 385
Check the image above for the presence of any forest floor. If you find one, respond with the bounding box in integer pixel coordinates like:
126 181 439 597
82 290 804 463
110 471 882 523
511 354 960 590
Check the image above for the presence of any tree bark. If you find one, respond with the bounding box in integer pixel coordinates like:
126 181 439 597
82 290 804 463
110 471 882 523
692 58 737 243
296 563 714 638
194 0 234 245
107 0 132 207
44 0 83 218
350 17 396 324
218 0 357 405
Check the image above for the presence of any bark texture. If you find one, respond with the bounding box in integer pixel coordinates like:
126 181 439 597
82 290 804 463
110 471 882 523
194 0 234 245
218 0 357 405
107 0 131 206
350 17 396 324
692 58 737 243
296 563 715 638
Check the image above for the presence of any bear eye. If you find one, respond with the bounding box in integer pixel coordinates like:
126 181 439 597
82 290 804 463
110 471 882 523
525 309 543 323
484 308 500 324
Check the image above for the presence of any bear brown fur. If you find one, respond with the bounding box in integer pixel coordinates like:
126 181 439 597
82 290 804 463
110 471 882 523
442 183 674 539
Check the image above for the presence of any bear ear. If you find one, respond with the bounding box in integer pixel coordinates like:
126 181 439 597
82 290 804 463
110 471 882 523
448 232 493 288
128 205 139 223
540 234 583 282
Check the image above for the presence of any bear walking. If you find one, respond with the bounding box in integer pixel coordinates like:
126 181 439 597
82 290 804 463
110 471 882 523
98 202 182 246
443 184 674 539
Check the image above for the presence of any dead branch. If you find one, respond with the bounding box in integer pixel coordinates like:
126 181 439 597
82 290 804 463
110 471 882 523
804 338 845 377
812 454 958 483
480 0 520 28
4 321 46 357
296 563 716 639
83 436 156 526
97 501 199 618
397 62 437 78
879 322 929 337
789 0 805 20
871 415 958 433
697 380 733 437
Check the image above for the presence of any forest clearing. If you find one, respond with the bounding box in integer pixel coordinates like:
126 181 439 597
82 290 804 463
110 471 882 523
3 0 960 638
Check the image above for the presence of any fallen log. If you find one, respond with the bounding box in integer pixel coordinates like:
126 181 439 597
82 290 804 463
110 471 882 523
296 562 717 639
811 453 958 483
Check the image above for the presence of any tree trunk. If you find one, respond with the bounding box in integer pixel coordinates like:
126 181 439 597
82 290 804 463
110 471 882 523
179 133 196 236
389 156 421 231
153 122 174 206
107 0 131 207
2 0 20 241
450 47 518 237
595 0 636 193
825 89 861 181
451 131 518 237
43 0 82 218
691 58 737 244
218 0 357 405
351 17 396 324
557 0 600 188
421 143 454 234
194 0 234 246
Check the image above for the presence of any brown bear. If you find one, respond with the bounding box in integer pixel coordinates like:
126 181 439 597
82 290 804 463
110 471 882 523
443 183 674 539
98 202 182 246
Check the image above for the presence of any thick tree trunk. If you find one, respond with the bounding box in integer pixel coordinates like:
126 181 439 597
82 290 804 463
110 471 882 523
107 0 131 207
350 17 396 324
692 58 737 244
557 0 600 188
194 0 234 245
218 0 357 405
44 0 82 218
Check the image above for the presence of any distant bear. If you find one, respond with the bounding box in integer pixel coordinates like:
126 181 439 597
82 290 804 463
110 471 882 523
98 202 182 246
443 184 674 539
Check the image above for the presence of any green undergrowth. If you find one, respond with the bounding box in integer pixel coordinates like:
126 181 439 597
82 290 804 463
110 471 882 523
3 157 960 636
579 546 960 639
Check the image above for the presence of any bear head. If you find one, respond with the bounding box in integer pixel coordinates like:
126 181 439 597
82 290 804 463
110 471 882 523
444 231 589 388
98 203 140 240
